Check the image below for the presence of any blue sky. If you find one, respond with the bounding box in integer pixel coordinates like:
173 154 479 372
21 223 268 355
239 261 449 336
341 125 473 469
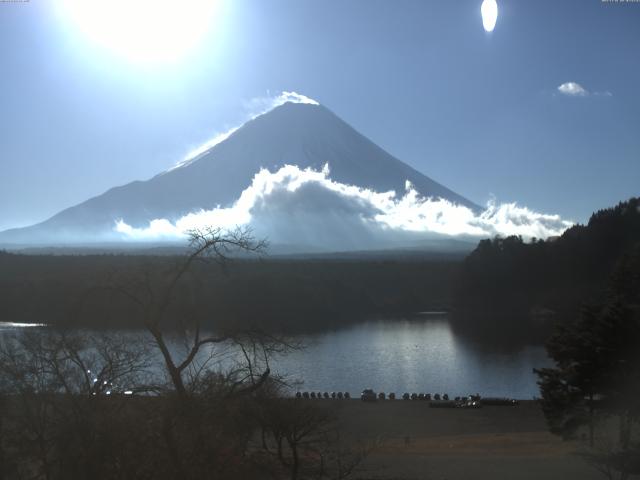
0 0 638 231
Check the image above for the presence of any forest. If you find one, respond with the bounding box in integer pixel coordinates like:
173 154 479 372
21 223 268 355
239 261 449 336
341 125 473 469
452 197 640 342
0 249 457 333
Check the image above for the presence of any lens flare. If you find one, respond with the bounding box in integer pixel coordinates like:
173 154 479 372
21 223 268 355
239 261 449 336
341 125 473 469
58 0 219 64
481 0 498 33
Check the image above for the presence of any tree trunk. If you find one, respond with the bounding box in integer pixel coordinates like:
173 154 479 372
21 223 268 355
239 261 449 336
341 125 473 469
260 426 268 451
589 392 594 448
619 411 631 449
162 404 185 478
289 438 299 480
0 401 4 480
150 328 186 396
277 436 284 464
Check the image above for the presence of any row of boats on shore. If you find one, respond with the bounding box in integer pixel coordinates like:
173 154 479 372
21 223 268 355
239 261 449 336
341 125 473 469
295 390 519 408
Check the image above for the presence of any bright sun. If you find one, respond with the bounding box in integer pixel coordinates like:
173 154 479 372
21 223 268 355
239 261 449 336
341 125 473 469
481 0 498 33
58 0 219 64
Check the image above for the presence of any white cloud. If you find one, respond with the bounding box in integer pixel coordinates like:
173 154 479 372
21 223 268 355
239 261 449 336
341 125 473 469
555 83 613 99
243 91 319 114
557 82 588 97
171 91 319 171
116 164 573 249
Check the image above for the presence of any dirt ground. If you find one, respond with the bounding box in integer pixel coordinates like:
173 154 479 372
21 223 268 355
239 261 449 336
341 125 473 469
325 400 620 480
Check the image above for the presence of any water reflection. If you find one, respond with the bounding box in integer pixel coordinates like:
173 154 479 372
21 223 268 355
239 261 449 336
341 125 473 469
1 318 550 399
271 318 550 399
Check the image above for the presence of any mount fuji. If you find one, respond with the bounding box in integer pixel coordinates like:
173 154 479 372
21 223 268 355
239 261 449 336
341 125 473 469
1 100 480 248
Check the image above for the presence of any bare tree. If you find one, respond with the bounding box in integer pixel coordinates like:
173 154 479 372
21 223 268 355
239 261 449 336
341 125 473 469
254 389 374 480
0 227 309 479
0 329 154 480
315 427 377 480
580 437 640 480
86 226 282 396
68 226 309 478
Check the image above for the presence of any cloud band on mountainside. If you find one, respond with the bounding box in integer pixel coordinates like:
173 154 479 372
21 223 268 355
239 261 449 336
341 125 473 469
115 165 572 250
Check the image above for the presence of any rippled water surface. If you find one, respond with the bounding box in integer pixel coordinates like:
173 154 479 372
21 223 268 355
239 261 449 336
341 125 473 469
271 318 551 399
2 318 550 399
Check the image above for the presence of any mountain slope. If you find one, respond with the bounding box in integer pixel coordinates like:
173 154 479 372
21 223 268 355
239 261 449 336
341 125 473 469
0 102 478 244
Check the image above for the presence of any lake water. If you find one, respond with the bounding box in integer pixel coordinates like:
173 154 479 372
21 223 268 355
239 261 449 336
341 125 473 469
271 318 550 399
0 318 551 399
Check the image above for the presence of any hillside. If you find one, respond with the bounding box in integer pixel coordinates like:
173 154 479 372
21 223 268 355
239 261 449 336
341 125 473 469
452 197 640 341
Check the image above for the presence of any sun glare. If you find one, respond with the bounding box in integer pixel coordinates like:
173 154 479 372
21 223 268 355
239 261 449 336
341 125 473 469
481 0 498 33
58 0 219 64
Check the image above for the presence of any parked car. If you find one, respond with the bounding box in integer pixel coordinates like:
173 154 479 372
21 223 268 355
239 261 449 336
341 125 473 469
361 389 377 402
457 398 482 408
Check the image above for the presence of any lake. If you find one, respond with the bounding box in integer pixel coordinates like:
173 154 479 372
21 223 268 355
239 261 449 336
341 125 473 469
0 317 551 399
271 317 550 399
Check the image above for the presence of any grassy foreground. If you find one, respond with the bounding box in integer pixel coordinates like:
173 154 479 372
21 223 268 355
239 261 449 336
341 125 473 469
328 400 607 480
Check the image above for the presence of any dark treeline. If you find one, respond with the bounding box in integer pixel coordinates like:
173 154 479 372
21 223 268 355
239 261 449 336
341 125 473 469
453 197 640 342
0 253 457 332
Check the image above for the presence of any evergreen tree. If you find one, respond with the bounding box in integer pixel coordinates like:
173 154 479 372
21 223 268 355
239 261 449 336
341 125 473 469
535 243 640 477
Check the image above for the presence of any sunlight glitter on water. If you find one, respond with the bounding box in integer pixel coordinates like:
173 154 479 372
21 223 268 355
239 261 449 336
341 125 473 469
0 322 47 329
